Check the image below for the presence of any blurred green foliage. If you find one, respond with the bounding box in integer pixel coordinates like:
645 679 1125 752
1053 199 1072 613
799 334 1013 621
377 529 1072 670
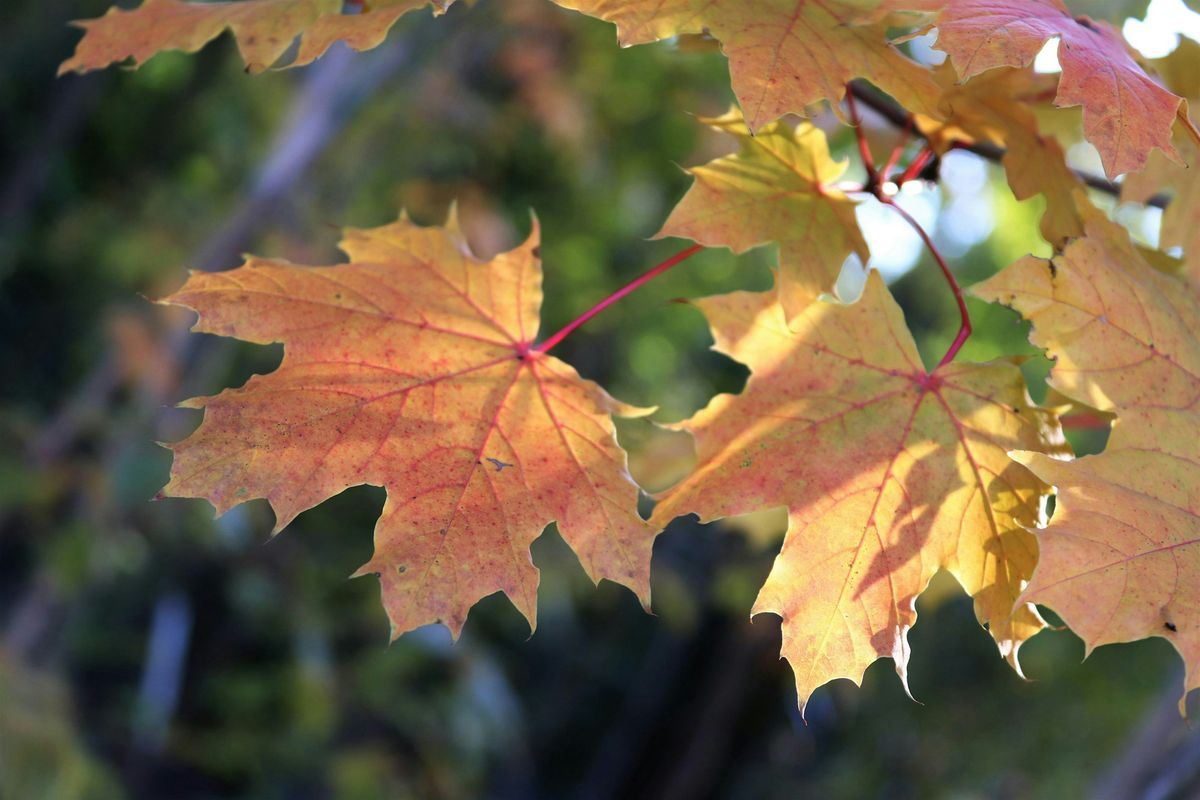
0 0 1190 798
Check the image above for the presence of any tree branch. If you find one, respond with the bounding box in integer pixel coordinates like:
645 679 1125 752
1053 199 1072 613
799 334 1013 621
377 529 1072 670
846 80 1171 210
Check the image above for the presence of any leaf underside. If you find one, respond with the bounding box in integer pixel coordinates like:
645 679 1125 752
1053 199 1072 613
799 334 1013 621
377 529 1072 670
60 0 1200 711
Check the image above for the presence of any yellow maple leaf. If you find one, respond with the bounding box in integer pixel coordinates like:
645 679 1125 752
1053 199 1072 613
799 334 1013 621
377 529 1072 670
550 0 942 129
973 217 1200 709
650 272 1068 709
160 213 654 638
658 107 868 319
59 0 450 75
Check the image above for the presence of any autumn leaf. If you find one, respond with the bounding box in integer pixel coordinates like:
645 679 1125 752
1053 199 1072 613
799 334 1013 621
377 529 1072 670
930 0 1198 178
550 0 942 129
650 272 1068 708
58 0 450 75
914 65 1089 246
658 107 868 319
160 213 654 638
1123 37 1200 282
973 217 1200 708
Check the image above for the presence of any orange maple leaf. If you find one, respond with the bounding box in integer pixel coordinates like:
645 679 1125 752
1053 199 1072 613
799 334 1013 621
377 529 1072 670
650 272 1068 709
658 107 868 320
160 214 654 638
58 0 450 75
550 0 942 129
929 0 1198 179
973 217 1200 708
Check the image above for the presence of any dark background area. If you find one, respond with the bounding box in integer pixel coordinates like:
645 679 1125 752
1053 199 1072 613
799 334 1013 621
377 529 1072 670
2 1 1197 797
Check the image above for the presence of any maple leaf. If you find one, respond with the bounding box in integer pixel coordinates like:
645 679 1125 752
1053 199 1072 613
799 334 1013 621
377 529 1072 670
650 272 1068 708
160 214 654 638
929 0 1199 178
58 0 451 75
549 0 942 130
973 217 1200 708
1123 37 1200 282
658 107 868 319
913 65 1088 246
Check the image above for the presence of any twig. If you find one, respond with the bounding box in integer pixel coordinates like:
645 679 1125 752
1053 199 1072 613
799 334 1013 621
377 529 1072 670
846 80 1171 210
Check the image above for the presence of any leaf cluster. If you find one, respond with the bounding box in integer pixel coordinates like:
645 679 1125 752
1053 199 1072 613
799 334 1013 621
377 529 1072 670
58 0 1200 713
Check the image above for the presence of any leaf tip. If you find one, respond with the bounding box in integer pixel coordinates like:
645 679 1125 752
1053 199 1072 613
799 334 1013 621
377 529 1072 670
1000 637 1030 681
894 652 921 707
349 564 376 581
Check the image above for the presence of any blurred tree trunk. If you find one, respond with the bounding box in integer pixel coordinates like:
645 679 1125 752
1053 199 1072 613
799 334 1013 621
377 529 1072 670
1094 689 1200 800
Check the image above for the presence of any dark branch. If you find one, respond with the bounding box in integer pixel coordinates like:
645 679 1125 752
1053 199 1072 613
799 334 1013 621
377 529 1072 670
846 80 1171 210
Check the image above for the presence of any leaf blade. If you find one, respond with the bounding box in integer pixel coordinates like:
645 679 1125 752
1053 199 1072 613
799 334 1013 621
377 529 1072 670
652 272 1067 708
162 215 654 638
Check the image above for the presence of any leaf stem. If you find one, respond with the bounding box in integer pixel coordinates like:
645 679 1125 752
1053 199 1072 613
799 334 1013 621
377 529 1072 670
878 196 971 368
845 88 878 186
1060 412 1112 431
845 92 971 368
533 244 704 355
896 146 935 185
880 116 913 183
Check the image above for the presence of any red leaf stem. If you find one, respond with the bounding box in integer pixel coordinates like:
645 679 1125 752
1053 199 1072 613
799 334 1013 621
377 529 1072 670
878 196 971 368
880 116 913 183
845 102 970 368
845 88 878 184
1060 412 1113 431
896 146 935 185
533 244 705 354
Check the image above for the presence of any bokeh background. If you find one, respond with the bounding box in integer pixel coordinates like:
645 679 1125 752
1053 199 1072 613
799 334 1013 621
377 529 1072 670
4 0 1200 797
